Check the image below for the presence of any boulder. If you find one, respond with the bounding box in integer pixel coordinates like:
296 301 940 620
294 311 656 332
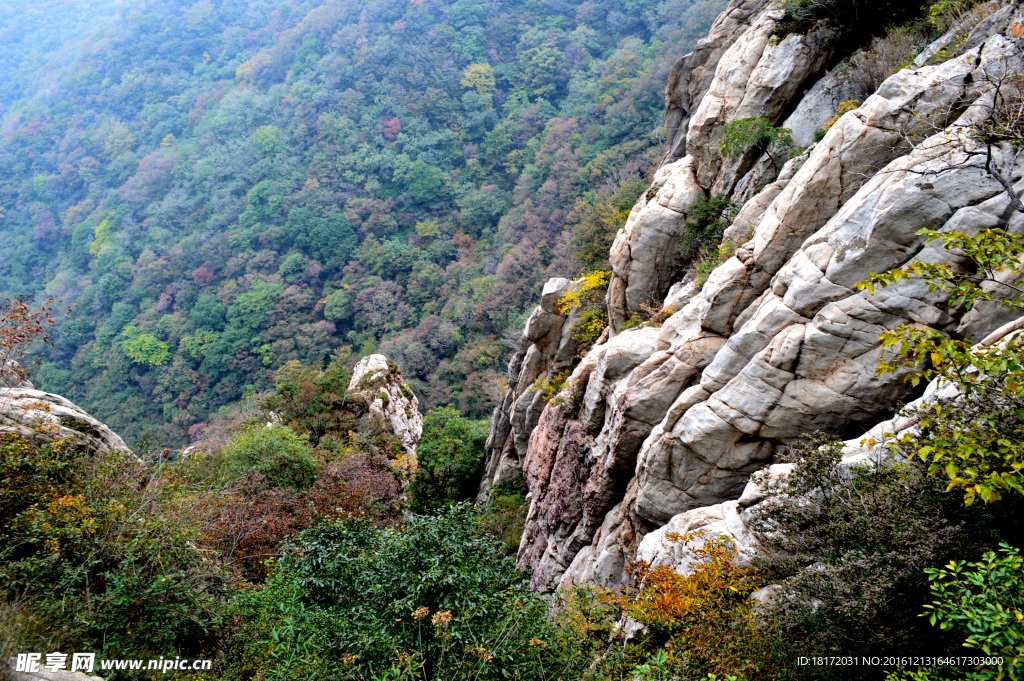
347 354 423 459
0 388 130 457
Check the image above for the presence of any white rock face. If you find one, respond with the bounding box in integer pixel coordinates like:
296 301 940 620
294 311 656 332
9 669 105 681
484 2 1024 591
483 277 580 490
635 315 1022 575
781 61 862 147
0 388 130 457
347 354 423 458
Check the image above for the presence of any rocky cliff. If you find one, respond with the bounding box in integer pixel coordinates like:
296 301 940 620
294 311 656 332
0 384 131 457
484 0 1024 590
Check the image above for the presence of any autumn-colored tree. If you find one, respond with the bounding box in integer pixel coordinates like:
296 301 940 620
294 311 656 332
0 297 60 388
620 531 774 679
461 63 496 95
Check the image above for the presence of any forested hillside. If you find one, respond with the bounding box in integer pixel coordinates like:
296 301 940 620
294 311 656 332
0 0 723 445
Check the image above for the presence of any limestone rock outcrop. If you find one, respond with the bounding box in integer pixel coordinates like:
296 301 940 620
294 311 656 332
347 353 423 458
635 313 1024 575
483 278 582 489
484 0 1024 591
9 669 105 681
0 387 131 457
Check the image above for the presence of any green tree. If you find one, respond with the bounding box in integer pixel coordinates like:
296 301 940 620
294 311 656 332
223 424 321 490
719 117 793 171
323 289 353 324
860 228 1024 505
229 505 569 680
227 281 283 334
264 351 362 446
393 159 449 207
120 326 170 367
409 406 488 512
252 125 284 156
894 544 1024 680
190 294 226 332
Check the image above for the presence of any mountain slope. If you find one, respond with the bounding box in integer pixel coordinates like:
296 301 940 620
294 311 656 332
0 0 724 445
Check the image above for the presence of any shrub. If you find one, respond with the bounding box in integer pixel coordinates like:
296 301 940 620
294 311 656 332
921 544 1023 678
848 23 925 94
859 227 1024 505
0 447 227 665
0 295 61 387
929 0 978 32
570 176 649 272
408 406 488 512
263 350 366 447
0 433 83 529
619 532 777 678
209 450 404 581
820 100 861 133
749 435 1020 672
223 424 321 490
780 0 923 28
479 478 529 555
226 504 575 681
679 194 740 265
529 369 570 403
720 117 793 171
558 269 610 346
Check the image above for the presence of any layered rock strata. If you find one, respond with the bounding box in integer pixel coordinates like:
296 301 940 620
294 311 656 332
636 315 1024 574
484 0 1024 591
483 278 581 489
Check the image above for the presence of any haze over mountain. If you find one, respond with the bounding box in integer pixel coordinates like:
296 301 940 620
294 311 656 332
0 0 723 445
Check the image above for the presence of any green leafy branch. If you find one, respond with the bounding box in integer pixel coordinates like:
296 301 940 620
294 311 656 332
859 227 1024 505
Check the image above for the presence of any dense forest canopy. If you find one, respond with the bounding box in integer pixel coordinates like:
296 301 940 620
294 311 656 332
0 0 724 446
0 0 124 106
0 0 724 444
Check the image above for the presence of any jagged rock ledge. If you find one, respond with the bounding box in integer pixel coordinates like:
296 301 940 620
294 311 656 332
483 0 1024 590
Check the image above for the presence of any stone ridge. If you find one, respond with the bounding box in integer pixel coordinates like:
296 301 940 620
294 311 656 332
347 353 423 459
0 387 131 458
484 0 1024 590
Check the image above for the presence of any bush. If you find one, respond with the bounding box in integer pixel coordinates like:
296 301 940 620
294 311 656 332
619 532 780 679
848 24 925 95
678 194 739 264
720 117 793 171
749 435 1021 674
921 544 1023 678
263 350 367 447
780 0 923 28
0 446 227 666
224 424 321 490
226 504 574 681
479 478 529 556
408 406 488 512
558 269 610 346
860 227 1024 506
209 449 404 581
570 176 649 272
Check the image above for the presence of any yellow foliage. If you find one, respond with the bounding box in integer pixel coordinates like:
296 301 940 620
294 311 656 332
89 218 114 255
621 531 760 632
415 218 441 239
822 100 861 132
460 63 496 95
557 270 609 315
